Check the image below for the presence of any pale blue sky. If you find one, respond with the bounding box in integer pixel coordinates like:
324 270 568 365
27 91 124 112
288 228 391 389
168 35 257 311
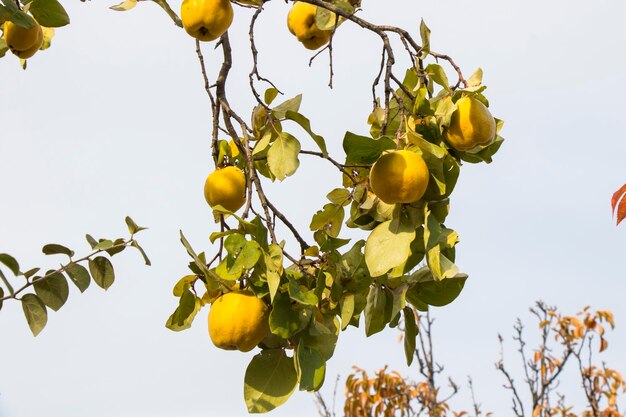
2 0 626 415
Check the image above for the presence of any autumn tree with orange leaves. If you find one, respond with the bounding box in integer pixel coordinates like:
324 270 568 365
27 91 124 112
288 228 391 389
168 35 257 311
315 302 625 417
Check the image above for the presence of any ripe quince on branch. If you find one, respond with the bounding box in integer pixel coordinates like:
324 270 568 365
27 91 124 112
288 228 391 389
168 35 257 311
287 1 332 50
208 290 270 352
443 96 496 153
181 0 233 42
369 150 430 205
204 165 247 213
3 20 44 59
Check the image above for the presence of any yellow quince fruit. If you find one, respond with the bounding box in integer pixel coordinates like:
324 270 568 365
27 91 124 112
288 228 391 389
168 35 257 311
208 290 270 352
369 150 430 204
181 0 233 42
443 96 496 153
287 1 332 50
3 21 43 58
204 165 246 213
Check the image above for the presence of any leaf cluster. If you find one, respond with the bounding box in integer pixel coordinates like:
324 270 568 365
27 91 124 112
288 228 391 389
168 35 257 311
0 216 149 336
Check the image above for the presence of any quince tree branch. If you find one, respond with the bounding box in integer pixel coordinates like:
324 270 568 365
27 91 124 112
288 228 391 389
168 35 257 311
0 239 134 303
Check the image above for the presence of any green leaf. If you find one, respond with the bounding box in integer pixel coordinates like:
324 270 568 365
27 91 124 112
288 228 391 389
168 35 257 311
219 239 263 281
317 232 351 253
252 130 272 157
425 64 450 92
272 94 302 119
364 285 387 336
389 286 407 323
264 88 279 105
88 256 115 290
131 241 151 266
343 132 395 165
423 210 458 280
284 111 328 157
0 1 36 29
23 268 40 279
406 293 429 312
315 4 337 30
435 95 457 128
288 277 318 306
65 263 90 293
403 307 417 366
459 135 504 164
419 19 430 59
33 272 69 311
105 238 126 256
269 292 302 339
326 188 351 205
408 270 467 307
165 288 201 331
110 0 137 11
209 229 239 244
251 216 269 250
179 231 212 283
42 244 74 258
407 130 446 159
267 132 301 181
296 344 326 392
85 234 98 249
0 253 20 275
301 315 339 360
265 244 283 303
21 293 47 336
93 240 114 251
0 0 17 13
125 216 147 234
215 258 239 281
426 246 458 280
365 217 416 277
173 275 196 297
310 203 344 238
244 349 298 413
29 0 70 27
340 293 355 330
224 233 246 256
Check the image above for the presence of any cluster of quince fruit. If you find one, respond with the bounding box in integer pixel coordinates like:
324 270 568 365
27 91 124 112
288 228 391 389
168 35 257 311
180 0 334 50
2 19 45 59
200 95 496 352
203 165 271 352
192 1 497 354
370 95 496 205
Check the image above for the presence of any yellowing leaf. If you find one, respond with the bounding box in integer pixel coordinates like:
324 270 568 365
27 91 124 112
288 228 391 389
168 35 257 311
0 38 8 58
110 0 137 11
467 68 483 87
40 26 54 50
267 132 300 181
419 19 430 59
165 289 201 331
425 63 450 92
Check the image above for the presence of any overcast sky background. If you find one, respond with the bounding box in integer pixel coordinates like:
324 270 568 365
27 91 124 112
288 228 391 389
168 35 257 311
2 0 626 415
